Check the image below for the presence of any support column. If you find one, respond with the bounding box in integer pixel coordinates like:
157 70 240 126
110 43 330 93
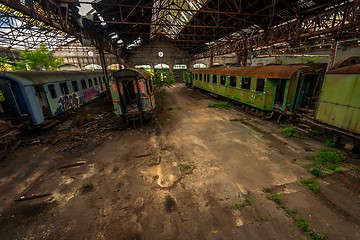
210 48 214 67
327 41 338 71
99 48 109 82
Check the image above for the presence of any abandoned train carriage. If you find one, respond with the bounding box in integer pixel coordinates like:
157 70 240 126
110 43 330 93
186 65 318 115
0 71 105 126
109 68 156 122
305 64 360 139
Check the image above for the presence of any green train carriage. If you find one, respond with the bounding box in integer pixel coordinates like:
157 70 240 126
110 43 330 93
188 65 318 116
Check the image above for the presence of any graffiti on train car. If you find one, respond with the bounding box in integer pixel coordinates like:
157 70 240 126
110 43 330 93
59 92 80 111
84 87 97 102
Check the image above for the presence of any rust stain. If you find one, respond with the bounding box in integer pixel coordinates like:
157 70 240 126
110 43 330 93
327 64 360 74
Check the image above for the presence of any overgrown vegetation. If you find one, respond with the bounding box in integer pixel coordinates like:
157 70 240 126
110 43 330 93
0 43 63 71
179 164 193 171
264 187 327 239
83 182 94 189
324 139 335 147
300 178 320 193
234 198 253 210
281 126 301 138
303 148 344 176
154 70 176 87
208 101 232 109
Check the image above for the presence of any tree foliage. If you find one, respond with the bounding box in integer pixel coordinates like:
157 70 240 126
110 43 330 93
13 42 63 71
0 56 13 71
154 70 176 87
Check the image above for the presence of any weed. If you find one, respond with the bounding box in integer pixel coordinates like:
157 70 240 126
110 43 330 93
295 217 327 239
290 208 298 214
300 178 320 193
324 139 335 147
296 217 310 231
272 193 282 204
303 148 344 176
208 102 232 109
281 126 300 138
83 182 93 188
234 198 253 210
262 187 272 193
312 129 325 136
229 118 245 122
179 164 193 171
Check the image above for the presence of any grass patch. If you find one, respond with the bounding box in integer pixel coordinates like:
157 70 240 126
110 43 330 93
303 148 344 176
179 164 193 171
324 139 335 147
234 198 253 210
281 126 300 138
208 102 232 109
83 182 94 189
300 178 320 193
264 188 326 239
312 129 325 136
229 118 245 122
262 187 272 193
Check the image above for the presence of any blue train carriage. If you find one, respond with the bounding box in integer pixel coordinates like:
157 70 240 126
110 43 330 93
190 65 318 116
0 71 105 126
109 68 156 123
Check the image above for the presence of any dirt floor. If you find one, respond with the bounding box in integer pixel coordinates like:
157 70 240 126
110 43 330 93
0 83 359 240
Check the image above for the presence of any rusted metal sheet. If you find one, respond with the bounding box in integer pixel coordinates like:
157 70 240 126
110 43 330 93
192 65 312 79
327 64 360 74
315 70 360 135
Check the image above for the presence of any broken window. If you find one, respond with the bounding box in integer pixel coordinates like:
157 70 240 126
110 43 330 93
242 77 251 90
60 82 69 95
220 76 226 85
81 80 87 89
94 78 98 86
72 81 79 92
256 78 265 92
213 75 218 84
48 84 57 99
88 79 93 87
229 76 237 87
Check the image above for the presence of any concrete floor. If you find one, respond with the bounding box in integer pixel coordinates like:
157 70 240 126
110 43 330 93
0 83 359 240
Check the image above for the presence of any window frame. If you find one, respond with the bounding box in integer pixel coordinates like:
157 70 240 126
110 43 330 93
48 84 57 99
241 77 251 90
229 76 237 87
81 79 87 89
220 75 226 85
256 78 265 92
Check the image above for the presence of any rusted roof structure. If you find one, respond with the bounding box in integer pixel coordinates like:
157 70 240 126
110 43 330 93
327 64 360 74
192 65 313 79
0 0 359 57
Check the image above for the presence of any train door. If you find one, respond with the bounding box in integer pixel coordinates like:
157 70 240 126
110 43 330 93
295 73 319 110
122 79 142 114
270 79 289 110
0 79 29 121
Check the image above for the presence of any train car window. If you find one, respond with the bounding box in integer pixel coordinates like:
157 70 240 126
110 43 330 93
220 76 226 85
60 82 69 95
81 80 87 89
35 85 43 100
207 75 210 82
48 84 57 99
256 78 265 92
229 76 237 87
99 77 102 84
213 75 218 84
88 79 93 87
94 78 98 86
72 81 79 92
241 77 251 90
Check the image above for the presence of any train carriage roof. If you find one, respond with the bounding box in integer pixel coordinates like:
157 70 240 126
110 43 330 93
112 68 152 80
327 64 360 74
191 65 313 79
0 71 104 85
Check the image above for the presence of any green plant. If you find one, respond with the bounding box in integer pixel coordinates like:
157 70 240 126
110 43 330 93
296 217 310 231
154 70 176 87
234 198 253 210
281 126 300 138
312 129 325 136
300 178 320 193
179 164 193 171
262 187 272 193
324 139 335 147
272 193 282 204
83 182 93 188
303 148 344 176
208 102 232 109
